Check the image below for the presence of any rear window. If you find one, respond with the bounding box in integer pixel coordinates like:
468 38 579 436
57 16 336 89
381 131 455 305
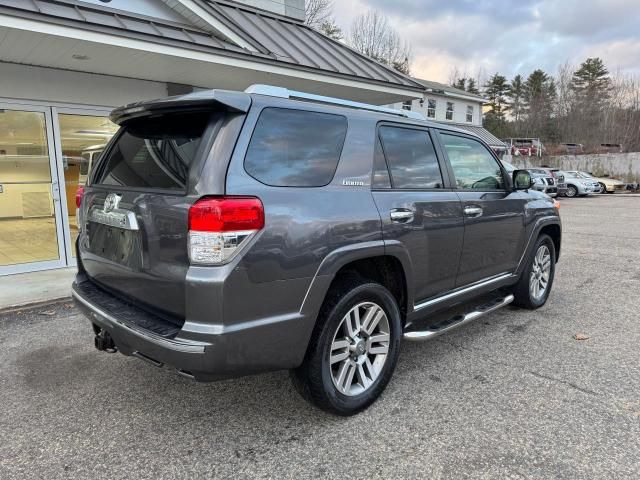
95 112 212 190
244 108 347 187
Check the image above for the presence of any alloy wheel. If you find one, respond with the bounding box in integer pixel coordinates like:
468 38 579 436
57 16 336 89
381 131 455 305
529 245 552 301
329 302 390 396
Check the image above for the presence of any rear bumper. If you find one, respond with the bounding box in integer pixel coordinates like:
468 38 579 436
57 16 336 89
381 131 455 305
73 277 313 381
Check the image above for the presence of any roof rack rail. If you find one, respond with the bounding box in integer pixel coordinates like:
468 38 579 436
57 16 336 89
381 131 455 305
245 84 425 121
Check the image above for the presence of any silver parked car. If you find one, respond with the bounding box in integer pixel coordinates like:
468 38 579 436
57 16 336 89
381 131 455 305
560 171 600 197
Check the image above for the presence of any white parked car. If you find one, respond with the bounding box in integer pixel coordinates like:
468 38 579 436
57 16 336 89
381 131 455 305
577 171 625 194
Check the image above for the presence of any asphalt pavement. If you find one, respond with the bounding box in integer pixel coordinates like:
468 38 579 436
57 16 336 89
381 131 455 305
1 195 639 479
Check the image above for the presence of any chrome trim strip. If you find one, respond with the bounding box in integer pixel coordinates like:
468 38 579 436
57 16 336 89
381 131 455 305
405 294 514 341
413 273 514 311
72 288 205 353
88 206 139 231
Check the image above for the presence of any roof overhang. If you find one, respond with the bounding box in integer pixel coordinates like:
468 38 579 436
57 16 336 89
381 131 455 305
424 88 488 104
0 10 422 105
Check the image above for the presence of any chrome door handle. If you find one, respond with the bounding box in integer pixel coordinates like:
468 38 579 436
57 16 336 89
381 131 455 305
464 206 483 217
390 209 414 223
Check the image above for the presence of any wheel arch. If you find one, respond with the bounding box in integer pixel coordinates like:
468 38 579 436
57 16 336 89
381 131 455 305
300 241 413 327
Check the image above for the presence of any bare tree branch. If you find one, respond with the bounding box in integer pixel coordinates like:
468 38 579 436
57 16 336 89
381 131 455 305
348 10 412 74
305 0 334 29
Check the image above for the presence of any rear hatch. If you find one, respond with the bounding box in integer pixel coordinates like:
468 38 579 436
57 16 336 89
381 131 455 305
77 101 243 321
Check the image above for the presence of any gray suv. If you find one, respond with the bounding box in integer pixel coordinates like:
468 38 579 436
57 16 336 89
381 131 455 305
73 85 561 415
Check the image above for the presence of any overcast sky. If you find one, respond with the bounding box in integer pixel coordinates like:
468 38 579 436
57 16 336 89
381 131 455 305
332 0 640 83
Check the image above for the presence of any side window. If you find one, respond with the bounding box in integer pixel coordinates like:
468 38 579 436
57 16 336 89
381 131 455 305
427 99 436 118
379 126 443 189
372 136 391 188
446 102 454 121
244 108 347 187
466 106 474 123
441 134 505 190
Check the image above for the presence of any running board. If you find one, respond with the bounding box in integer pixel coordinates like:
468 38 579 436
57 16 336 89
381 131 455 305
403 294 514 342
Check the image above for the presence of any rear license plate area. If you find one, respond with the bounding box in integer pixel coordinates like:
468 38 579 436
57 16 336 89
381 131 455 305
87 223 142 268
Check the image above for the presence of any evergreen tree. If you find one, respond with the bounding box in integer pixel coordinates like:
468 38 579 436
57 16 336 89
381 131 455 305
571 57 611 112
319 20 343 41
466 78 480 95
484 73 510 118
508 74 525 122
452 78 467 91
523 69 557 139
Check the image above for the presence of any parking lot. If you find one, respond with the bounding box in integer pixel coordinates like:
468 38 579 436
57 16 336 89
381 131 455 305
1 195 639 479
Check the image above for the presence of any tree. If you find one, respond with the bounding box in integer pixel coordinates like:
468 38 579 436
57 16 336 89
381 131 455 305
452 78 467 91
305 0 334 29
523 69 557 139
484 73 510 118
466 78 480 95
571 57 611 108
508 74 525 122
319 20 343 41
348 10 412 74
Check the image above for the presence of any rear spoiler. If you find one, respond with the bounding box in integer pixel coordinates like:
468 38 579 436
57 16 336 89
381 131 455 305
110 89 252 125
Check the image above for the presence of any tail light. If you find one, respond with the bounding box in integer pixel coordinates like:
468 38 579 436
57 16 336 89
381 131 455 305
188 196 264 265
75 185 85 208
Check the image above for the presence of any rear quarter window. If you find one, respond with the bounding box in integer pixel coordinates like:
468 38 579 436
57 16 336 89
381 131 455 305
244 108 347 187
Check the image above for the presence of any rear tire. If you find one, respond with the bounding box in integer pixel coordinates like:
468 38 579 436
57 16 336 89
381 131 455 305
512 234 556 309
599 183 607 194
291 277 402 416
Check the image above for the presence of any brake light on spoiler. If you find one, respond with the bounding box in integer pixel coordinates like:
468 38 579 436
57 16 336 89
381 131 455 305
188 196 264 265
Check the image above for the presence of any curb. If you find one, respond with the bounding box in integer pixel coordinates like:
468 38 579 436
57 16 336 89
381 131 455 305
0 296 72 315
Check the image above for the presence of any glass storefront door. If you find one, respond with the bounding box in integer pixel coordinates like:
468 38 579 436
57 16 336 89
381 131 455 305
53 110 118 258
0 102 118 275
0 105 67 274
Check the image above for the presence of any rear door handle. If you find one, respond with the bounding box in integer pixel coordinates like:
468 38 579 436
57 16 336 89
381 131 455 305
464 206 483 217
390 209 414 223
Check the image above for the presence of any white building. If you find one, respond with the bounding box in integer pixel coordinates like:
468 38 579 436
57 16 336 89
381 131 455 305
0 0 424 276
388 78 506 151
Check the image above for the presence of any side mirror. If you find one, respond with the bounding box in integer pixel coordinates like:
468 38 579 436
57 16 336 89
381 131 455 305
513 170 533 190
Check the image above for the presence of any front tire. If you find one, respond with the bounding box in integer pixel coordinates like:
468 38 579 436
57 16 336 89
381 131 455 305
599 183 607 194
291 278 402 416
513 234 556 309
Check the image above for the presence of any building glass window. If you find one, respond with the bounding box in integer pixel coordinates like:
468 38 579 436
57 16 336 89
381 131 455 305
446 102 454 121
401 100 412 111
58 113 119 257
466 106 474 123
427 99 436 118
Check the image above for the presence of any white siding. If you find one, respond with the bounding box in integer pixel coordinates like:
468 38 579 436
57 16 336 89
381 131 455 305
0 63 168 108
233 0 305 20
390 95 484 126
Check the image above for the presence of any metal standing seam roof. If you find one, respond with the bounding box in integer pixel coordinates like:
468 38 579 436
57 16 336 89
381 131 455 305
0 0 424 91
444 123 507 148
414 78 487 101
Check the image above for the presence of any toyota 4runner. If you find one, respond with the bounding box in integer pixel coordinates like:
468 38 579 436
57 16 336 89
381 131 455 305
73 85 561 415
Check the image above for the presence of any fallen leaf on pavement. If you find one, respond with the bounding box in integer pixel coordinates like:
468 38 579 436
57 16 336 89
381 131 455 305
574 333 590 341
